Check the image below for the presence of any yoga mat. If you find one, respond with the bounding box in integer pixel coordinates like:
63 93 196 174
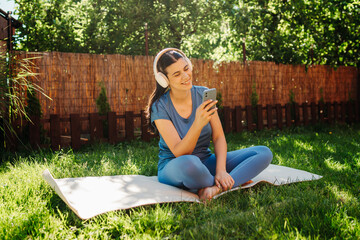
43 164 322 219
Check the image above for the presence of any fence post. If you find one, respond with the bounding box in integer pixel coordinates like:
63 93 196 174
223 106 231 133
319 101 325 123
234 106 243 132
276 104 282 129
246 105 253 131
341 101 346 123
334 102 340 122
294 103 300 126
125 111 134 140
302 102 309 126
326 102 333 123
355 101 359 122
108 112 117 144
29 115 40 148
70 114 81 150
285 103 292 127
266 104 272 129
89 113 100 141
257 104 263 130
50 114 61 150
141 110 150 142
348 101 355 123
311 102 317 124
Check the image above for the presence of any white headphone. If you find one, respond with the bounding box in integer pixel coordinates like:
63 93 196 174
153 48 193 88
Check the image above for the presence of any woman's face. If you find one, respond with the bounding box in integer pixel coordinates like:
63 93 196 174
165 58 192 91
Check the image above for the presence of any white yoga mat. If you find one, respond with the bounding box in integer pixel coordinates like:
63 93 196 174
43 164 322 219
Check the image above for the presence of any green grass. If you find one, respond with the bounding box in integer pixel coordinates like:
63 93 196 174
1 123 359 239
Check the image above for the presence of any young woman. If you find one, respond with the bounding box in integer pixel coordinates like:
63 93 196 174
146 48 273 200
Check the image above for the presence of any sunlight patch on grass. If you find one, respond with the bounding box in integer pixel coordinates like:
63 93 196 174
324 157 351 172
293 139 313 151
327 185 359 205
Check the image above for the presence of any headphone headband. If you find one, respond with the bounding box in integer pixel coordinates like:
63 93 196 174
153 48 192 88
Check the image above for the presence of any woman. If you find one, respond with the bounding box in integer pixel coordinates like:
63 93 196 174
146 48 273 200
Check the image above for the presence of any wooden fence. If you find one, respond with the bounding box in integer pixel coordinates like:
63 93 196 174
21 51 359 124
12 100 359 150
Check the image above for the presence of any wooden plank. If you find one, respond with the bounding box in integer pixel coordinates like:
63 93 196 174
266 104 273 129
141 110 150 142
50 114 61 150
319 101 325 122
294 103 300 126
355 101 359 122
108 112 117 144
223 106 231 133
257 105 263 130
29 115 40 149
70 114 81 150
311 102 317 124
326 102 333 123
89 113 100 141
234 106 243 132
276 104 282 129
334 102 340 122
302 102 309 126
285 103 292 127
246 105 253 131
341 101 346 123
125 111 134 140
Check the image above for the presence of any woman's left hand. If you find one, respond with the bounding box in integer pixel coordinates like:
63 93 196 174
215 171 234 191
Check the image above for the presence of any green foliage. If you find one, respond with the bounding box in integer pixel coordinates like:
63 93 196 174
14 0 360 67
0 50 49 148
95 82 111 138
250 81 259 107
289 88 296 120
25 90 42 118
225 0 360 67
251 81 259 123
1 124 359 238
95 82 111 116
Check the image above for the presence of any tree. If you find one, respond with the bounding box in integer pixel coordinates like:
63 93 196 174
226 0 360 67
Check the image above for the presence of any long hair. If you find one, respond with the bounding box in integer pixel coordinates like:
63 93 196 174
146 50 184 133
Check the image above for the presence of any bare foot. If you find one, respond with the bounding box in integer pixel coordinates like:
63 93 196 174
198 185 221 201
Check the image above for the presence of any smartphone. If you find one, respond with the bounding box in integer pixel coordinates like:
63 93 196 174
202 88 217 110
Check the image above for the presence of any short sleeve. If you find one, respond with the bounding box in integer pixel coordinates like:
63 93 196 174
151 100 170 125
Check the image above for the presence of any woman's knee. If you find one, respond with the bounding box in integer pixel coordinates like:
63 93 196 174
181 155 206 176
257 145 273 166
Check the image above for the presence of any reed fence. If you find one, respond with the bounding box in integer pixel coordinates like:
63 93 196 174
8 100 359 150
21 51 359 124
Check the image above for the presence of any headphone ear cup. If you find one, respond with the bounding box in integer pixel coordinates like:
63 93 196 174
155 72 169 88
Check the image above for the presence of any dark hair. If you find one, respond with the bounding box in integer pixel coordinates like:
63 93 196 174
145 50 184 133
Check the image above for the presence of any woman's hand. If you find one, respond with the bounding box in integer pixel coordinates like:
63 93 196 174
194 99 218 129
215 170 234 191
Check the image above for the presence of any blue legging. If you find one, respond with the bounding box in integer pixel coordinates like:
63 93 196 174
158 146 273 190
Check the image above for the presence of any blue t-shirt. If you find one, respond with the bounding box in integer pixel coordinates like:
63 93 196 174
151 85 212 171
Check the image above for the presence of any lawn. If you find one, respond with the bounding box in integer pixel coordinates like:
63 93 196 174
1 123 359 239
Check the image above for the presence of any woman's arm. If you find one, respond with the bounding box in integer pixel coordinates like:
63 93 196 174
154 99 217 158
210 112 235 191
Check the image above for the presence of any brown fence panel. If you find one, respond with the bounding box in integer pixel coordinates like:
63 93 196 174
108 112 117 144
125 111 134 140
234 106 243 132
223 106 231 133
246 105 253 131
50 114 61 150
19 52 358 124
70 114 81 150
29 115 40 148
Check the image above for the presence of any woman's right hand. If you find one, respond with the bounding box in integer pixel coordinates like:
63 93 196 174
194 99 218 129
